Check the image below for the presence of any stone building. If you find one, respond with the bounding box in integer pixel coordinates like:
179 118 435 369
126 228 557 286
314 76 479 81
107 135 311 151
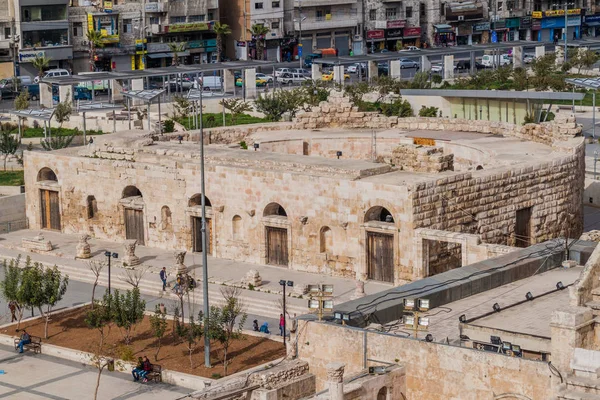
22 94 584 284
364 0 423 51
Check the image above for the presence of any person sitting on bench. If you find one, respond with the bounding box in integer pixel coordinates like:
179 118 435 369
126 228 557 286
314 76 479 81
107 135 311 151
139 356 152 383
16 329 31 353
132 357 143 381
259 322 270 334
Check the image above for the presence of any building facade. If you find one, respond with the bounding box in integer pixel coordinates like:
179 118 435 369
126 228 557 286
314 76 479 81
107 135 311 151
364 0 422 52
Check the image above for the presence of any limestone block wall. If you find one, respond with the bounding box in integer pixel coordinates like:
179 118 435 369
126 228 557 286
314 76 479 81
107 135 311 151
296 321 553 399
391 144 454 172
0 194 25 224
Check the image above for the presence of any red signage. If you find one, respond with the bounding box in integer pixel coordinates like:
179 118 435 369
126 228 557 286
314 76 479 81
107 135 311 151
403 27 422 37
367 30 385 40
386 20 406 29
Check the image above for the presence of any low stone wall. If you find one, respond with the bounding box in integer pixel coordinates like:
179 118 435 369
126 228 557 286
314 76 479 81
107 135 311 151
391 144 453 172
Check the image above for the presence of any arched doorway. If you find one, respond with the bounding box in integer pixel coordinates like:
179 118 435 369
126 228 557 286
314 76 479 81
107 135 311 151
263 202 289 266
122 186 145 245
377 387 387 400
189 194 212 253
365 206 395 283
37 168 61 230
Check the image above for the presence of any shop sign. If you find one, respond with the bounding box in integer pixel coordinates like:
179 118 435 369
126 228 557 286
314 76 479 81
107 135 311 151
103 0 112 12
520 17 532 29
403 27 421 37
545 8 581 17
494 20 506 29
167 22 212 33
532 18 542 29
236 41 246 47
473 22 490 31
386 20 406 29
19 50 44 63
367 30 385 40
585 14 600 24
457 25 472 36
532 11 543 18
387 28 403 38
541 15 581 29
506 18 520 29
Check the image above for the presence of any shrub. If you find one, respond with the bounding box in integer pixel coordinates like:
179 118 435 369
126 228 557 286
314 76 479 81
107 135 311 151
540 111 555 122
116 345 135 362
239 140 248 150
419 106 439 117
163 119 175 133
432 74 443 84
379 99 414 118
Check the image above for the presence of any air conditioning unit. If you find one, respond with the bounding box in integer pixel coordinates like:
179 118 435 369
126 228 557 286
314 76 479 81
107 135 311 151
526 11 532 16
458 15 464 21
151 24 162 34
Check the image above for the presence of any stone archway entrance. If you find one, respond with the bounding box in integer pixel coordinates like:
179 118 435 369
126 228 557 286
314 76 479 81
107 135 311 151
189 194 213 254
40 189 60 230
364 206 396 283
263 202 289 267
122 186 145 245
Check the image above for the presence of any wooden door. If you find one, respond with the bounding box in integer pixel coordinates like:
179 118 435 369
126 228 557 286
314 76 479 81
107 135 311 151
40 190 61 230
367 232 394 283
192 217 212 253
125 208 145 245
266 227 288 266
515 207 532 248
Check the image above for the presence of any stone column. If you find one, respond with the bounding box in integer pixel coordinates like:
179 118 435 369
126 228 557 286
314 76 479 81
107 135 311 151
368 60 378 82
75 234 91 259
535 45 545 59
513 46 523 69
39 83 53 108
333 65 344 85
326 362 345 400
122 239 141 267
444 55 454 80
389 60 401 79
420 55 431 72
244 68 257 99
58 85 71 104
174 251 188 274
224 69 236 93
311 63 322 81
111 79 124 103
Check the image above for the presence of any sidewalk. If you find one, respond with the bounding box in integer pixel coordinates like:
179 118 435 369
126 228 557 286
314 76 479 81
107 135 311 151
0 230 391 318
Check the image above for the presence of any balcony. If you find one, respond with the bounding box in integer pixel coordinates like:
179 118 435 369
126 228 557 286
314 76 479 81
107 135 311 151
294 0 356 6
294 13 359 30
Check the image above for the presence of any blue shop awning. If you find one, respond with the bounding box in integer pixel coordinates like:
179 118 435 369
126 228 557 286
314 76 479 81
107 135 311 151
434 24 454 33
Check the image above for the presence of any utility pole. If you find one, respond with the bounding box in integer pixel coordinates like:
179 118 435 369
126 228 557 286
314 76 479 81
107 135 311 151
298 0 303 69
564 1 568 63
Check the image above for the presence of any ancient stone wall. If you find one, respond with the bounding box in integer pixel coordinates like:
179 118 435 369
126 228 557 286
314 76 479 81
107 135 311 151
296 320 553 399
391 144 454 172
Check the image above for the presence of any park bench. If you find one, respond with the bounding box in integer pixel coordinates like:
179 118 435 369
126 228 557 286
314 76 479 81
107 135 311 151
145 364 162 383
13 335 42 354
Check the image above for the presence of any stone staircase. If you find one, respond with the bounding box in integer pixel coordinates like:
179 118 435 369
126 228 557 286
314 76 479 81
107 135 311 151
585 288 600 317
557 349 600 400
0 254 308 319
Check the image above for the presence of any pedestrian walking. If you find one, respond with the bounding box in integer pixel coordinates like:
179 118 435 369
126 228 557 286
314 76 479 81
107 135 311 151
159 267 167 291
573 30 577 40
279 313 285 336
554 34 559 45
8 301 17 322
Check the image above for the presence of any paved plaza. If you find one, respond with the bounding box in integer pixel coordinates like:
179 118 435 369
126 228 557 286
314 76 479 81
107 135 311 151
0 344 190 400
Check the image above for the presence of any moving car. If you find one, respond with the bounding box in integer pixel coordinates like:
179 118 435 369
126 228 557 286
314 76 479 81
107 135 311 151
235 77 267 87
255 73 274 83
275 68 293 77
400 59 420 69
399 46 420 52
481 54 511 67
34 68 70 83
291 68 310 76
321 71 350 81
347 63 366 74
430 64 443 74
523 54 535 64
455 60 486 71
279 72 310 85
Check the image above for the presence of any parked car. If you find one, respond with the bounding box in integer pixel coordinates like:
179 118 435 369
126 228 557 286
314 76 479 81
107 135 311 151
378 63 389 76
321 71 350 81
167 76 194 90
235 77 267 87
455 60 486 71
52 85 92 103
430 64 443 74
194 76 223 90
279 72 310 85
0 84 17 99
523 54 535 64
481 54 511 67
34 68 70 83
291 68 311 76
347 63 366 74
255 73 274 83
399 46 420 52
24 83 40 101
275 68 293 77
400 59 420 69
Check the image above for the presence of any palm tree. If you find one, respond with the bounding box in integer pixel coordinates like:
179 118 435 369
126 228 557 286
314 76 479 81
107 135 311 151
248 24 270 61
213 22 231 63
168 42 186 66
32 55 51 79
87 30 104 71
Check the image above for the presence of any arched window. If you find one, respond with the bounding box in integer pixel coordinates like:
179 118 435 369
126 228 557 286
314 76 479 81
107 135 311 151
160 206 172 230
263 202 287 218
320 226 332 253
364 206 394 223
86 195 97 219
122 186 142 198
189 194 212 207
232 215 242 240
37 167 57 182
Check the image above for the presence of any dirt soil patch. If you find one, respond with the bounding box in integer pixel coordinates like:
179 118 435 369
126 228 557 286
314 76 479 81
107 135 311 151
1 306 285 378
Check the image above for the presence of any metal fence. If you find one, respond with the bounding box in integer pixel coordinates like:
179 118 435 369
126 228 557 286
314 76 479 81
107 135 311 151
0 219 28 234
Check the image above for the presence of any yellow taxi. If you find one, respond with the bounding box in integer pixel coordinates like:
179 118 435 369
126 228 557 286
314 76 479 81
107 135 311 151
321 71 351 81
235 77 268 87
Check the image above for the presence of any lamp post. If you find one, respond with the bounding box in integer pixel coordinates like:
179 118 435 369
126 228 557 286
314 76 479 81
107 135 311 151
595 150 599 180
298 0 303 69
104 251 118 295
279 280 294 346
197 76 211 368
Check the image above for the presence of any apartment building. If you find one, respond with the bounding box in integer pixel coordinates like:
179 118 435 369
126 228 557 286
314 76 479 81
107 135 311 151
0 0 14 78
364 0 423 52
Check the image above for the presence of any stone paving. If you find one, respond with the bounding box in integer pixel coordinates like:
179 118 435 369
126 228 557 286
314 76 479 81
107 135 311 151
0 344 189 399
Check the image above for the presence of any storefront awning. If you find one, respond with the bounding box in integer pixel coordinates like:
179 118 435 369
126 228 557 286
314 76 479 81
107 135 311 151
586 22 600 26
147 53 169 59
147 51 190 59
434 24 454 33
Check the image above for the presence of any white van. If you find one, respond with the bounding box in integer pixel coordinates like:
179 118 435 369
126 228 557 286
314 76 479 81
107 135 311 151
34 69 70 82
481 54 511 67
193 76 222 90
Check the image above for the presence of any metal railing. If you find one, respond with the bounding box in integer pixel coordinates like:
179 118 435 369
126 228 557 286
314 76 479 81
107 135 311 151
0 219 28 234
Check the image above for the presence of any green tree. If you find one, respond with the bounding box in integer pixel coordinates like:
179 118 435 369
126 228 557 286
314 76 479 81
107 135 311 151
13 88 30 141
419 105 439 117
343 81 370 110
54 93 72 128
248 24 270 61
168 42 186 66
35 265 69 339
379 98 414 117
0 130 20 171
172 95 191 119
149 304 168 361
219 98 252 125
408 71 432 89
254 92 287 121
86 30 104 72
31 55 51 79
110 287 146 345
512 67 528 91
40 132 75 151
88 260 104 309
213 22 232 63
0 257 25 328
86 291 113 400
301 80 329 107
206 287 247 376
175 312 204 368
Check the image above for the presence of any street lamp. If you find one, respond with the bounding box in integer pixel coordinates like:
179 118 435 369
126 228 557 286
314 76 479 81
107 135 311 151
104 251 118 295
279 280 294 346
295 0 307 69
594 150 599 180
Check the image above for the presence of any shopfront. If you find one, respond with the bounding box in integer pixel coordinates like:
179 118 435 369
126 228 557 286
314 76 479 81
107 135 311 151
456 25 473 45
531 16 542 41
520 17 532 41
491 20 508 42
385 20 405 51
584 14 600 37
506 17 520 41
472 22 489 44
538 9 582 42
402 27 421 47
367 30 385 53
433 24 455 46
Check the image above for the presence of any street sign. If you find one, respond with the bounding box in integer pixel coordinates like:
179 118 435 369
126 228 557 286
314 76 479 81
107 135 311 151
298 44 303 57
491 31 498 43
